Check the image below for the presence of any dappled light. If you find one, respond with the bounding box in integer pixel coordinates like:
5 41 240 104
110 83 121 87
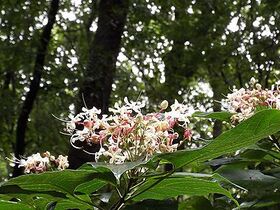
1 0 280 209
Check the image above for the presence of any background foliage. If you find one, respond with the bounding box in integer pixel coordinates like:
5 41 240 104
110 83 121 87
1 0 280 209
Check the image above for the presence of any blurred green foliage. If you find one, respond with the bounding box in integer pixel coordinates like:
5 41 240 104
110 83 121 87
1 0 280 208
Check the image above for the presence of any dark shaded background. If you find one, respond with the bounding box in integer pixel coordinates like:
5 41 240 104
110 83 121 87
1 0 280 181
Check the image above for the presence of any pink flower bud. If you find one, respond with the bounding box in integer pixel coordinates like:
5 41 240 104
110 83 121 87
83 120 94 128
183 129 192 141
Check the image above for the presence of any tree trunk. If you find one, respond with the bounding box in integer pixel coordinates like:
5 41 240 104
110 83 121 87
68 0 130 169
163 2 194 103
13 0 59 177
209 71 224 138
78 0 129 112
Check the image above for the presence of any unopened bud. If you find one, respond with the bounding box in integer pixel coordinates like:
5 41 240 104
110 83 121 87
159 121 169 131
135 114 143 123
249 77 256 85
83 120 93 128
49 155 56 161
183 129 192 141
43 151 50 158
256 83 262 90
160 100 168 110
159 144 167 152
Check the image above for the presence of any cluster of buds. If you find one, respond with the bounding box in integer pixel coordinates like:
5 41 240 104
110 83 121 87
225 77 280 124
66 98 192 164
9 152 69 174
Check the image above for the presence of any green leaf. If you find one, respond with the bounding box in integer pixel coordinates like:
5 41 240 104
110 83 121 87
88 159 150 181
0 200 34 210
74 179 107 204
77 165 118 184
53 199 93 210
131 176 238 206
192 111 233 121
1 170 101 195
234 200 280 209
171 172 246 191
74 179 107 195
255 105 270 112
0 169 115 209
242 144 280 161
160 109 280 168
32 197 55 210
216 166 280 189
205 157 243 167
124 199 178 210
266 167 280 179
0 185 66 207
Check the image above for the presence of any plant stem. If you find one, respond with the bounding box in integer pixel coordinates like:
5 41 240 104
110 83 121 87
126 171 173 201
110 170 140 210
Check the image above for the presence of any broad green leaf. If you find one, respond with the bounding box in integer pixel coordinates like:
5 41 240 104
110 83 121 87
234 200 280 209
255 105 270 112
0 170 108 209
217 167 280 189
160 109 280 168
32 197 55 210
1 170 98 195
205 157 243 167
171 172 213 178
52 199 93 210
266 167 280 179
0 169 115 209
192 111 233 121
88 159 150 180
0 185 66 207
171 172 246 191
131 176 238 206
0 200 34 210
218 166 280 206
75 179 107 195
124 199 178 210
241 144 280 160
74 179 107 204
78 164 118 185
232 194 280 209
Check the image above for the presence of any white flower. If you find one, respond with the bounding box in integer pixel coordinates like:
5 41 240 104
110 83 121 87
8 152 69 173
103 146 126 164
19 153 50 173
225 78 280 123
166 100 191 123
66 98 192 164
109 97 145 115
56 155 69 170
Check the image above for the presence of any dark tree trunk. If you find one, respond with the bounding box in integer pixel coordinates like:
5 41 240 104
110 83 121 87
3 71 14 90
163 39 189 102
163 2 194 103
78 0 129 112
13 0 59 177
209 71 224 138
212 90 223 138
68 0 130 169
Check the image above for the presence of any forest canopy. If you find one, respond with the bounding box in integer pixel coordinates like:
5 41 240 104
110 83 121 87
1 0 280 209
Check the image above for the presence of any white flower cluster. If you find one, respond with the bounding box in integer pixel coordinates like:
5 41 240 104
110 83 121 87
66 98 192 164
226 77 280 123
9 151 69 173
